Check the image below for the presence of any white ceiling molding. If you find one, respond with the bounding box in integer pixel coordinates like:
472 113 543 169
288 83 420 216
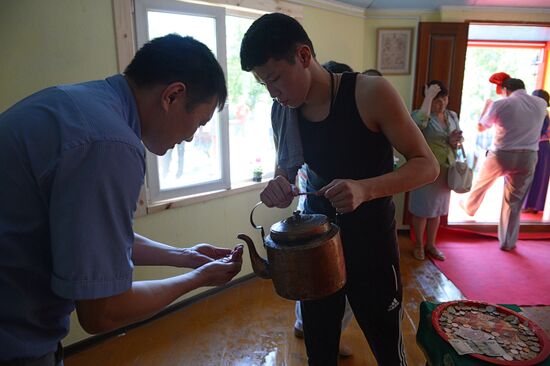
440 5 550 14
179 0 304 18
288 0 430 20
364 7 435 13
364 13 422 21
288 0 365 18
363 8 434 18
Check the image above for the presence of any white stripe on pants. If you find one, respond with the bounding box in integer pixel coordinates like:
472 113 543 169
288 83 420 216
465 150 538 249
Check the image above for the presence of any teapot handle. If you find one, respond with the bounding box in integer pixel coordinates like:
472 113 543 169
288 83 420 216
250 201 266 240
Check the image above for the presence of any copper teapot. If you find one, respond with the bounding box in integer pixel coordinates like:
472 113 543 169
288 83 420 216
237 202 346 301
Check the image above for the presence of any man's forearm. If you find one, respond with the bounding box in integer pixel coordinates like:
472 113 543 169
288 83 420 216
76 271 206 334
360 155 439 201
132 233 187 267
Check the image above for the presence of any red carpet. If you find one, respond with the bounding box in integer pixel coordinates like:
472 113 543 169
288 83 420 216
520 211 544 221
443 226 550 240
429 227 550 306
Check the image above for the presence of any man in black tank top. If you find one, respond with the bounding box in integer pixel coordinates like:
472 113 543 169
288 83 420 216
240 13 439 366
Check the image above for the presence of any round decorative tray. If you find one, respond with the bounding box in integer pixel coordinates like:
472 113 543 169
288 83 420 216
432 300 550 365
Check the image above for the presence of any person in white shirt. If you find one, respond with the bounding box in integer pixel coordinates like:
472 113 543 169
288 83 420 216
462 75 547 251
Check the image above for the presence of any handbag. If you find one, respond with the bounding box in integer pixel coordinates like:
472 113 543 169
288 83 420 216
447 144 473 193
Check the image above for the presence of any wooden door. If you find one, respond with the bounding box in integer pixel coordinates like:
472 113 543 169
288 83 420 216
412 22 469 111
404 22 469 226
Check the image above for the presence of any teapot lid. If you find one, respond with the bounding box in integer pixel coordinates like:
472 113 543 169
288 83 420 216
270 210 332 243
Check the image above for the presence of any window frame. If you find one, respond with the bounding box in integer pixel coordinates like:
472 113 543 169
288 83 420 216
112 0 302 215
134 0 231 203
467 40 548 89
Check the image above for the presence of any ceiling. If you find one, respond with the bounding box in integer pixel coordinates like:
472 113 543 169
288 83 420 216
333 0 550 10
469 24 550 41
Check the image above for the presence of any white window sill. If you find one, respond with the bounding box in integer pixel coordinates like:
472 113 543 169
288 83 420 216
144 179 270 215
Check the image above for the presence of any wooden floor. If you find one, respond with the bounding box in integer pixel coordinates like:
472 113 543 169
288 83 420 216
65 233 549 366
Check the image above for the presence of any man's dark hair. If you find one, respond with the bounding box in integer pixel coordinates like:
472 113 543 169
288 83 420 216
322 60 353 73
240 13 315 71
502 78 525 92
363 69 382 76
533 89 549 106
422 80 448 99
125 34 227 111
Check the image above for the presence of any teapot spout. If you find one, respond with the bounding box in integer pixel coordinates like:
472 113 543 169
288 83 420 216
237 233 270 279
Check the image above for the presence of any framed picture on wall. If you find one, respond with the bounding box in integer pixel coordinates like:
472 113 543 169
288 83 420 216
376 28 413 75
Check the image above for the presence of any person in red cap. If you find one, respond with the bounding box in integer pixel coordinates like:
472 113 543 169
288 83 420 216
489 72 511 95
471 72 511 171
461 75 547 251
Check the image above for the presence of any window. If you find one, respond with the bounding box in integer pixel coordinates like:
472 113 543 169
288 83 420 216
225 15 276 184
134 0 275 205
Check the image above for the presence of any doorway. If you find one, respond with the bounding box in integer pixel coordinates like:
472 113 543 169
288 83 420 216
447 23 550 225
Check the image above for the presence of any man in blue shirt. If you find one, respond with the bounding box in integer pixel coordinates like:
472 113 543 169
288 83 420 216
0 34 243 365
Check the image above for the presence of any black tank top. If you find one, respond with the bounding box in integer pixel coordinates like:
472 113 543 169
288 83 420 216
298 72 395 222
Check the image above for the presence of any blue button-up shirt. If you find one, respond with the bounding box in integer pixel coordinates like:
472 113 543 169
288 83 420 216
0 75 145 360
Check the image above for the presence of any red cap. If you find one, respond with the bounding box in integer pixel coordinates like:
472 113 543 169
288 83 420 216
489 72 511 94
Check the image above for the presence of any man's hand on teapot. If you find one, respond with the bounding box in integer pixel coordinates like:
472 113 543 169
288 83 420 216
195 245 243 286
182 243 236 268
318 179 367 214
260 175 298 208
424 84 441 100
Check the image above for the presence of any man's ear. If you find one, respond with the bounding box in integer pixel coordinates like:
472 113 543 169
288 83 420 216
161 82 186 111
296 45 312 68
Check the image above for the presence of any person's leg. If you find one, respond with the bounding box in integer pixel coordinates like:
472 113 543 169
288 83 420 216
342 212 407 365
425 216 445 260
464 152 503 215
348 293 406 366
337 297 354 357
294 301 304 337
411 215 426 260
296 297 354 356
341 297 353 330
347 246 407 365
56 343 64 366
499 151 538 250
425 216 440 246
301 289 346 366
